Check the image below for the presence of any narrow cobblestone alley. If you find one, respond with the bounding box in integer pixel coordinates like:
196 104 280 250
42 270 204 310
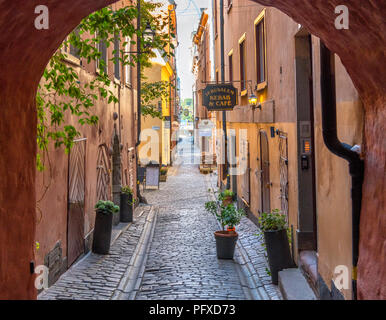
136 164 247 300
38 138 281 300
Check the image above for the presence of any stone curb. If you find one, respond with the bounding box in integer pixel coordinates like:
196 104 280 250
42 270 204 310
111 206 158 300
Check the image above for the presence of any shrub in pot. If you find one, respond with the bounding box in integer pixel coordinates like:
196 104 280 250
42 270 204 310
120 186 134 223
205 198 246 259
92 200 119 255
258 209 294 285
160 168 168 182
218 189 234 207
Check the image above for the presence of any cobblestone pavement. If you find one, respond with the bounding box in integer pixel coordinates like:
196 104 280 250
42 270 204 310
38 206 152 300
137 164 248 300
38 136 281 300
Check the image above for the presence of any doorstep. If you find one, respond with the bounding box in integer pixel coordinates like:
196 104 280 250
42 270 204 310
278 268 317 300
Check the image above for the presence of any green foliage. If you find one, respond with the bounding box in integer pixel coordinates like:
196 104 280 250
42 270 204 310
95 200 119 215
258 209 287 232
218 189 234 202
222 204 246 229
122 186 134 196
37 1 174 170
122 186 135 205
141 80 170 118
205 200 246 230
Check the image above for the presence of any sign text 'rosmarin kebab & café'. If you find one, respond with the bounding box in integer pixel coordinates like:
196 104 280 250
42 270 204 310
202 84 238 111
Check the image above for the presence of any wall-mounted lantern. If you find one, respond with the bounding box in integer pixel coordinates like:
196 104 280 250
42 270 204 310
248 93 258 106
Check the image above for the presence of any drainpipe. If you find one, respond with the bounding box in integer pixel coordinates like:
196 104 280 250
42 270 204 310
320 42 364 300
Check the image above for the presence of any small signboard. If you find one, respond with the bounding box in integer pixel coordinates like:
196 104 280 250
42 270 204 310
202 84 238 111
145 165 160 189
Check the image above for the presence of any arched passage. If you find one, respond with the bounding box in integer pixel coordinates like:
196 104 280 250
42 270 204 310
0 0 384 299
0 0 116 300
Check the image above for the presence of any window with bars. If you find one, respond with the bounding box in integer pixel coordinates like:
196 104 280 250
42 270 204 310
239 40 246 91
255 17 266 84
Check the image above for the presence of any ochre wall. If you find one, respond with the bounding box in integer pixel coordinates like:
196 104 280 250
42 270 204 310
250 0 385 300
214 1 372 299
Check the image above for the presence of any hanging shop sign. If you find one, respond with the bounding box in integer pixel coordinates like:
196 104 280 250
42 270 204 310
202 84 238 111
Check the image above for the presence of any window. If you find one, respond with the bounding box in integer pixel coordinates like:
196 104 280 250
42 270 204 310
96 33 107 74
239 37 246 92
228 51 233 82
63 27 80 63
125 37 132 85
255 11 267 87
114 34 120 80
69 28 80 59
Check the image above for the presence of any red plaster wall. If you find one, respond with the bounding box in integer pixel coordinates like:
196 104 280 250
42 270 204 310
0 0 117 300
251 0 386 300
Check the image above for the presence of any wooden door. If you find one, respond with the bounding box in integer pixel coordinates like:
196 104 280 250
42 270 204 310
260 131 271 213
67 139 86 267
96 144 111 201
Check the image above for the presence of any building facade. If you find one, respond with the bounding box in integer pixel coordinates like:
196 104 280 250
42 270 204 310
192 11 217 170
207 0 366 299
35 0 139 287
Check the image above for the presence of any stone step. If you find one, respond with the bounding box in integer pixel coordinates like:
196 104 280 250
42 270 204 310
278 268 317 300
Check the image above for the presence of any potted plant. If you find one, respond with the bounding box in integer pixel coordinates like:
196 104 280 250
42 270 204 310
218 189 234 206
160 167 168 182
92 200 119 255
258 209 294 285
205 197 246 259
120 186 134 223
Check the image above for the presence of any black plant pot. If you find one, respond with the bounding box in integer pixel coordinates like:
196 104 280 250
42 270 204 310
264 229 294 284
92 210 113 255
214 231 238 259
120 193 133 223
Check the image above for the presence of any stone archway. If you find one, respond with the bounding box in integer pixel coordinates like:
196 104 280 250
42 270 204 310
250 0 385 300
0 0 384 299
0 0 116 300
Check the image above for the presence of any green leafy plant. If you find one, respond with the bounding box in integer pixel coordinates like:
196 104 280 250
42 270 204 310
205 200 246 230
36 1 175 171
218 189 234 202
222 204 246 229
122 186 134 196
122 186 135 205
95 200 119 215
160 167 168 175
258 209 287 232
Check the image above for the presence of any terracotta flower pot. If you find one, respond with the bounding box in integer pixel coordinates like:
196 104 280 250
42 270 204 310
214 231 238 259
